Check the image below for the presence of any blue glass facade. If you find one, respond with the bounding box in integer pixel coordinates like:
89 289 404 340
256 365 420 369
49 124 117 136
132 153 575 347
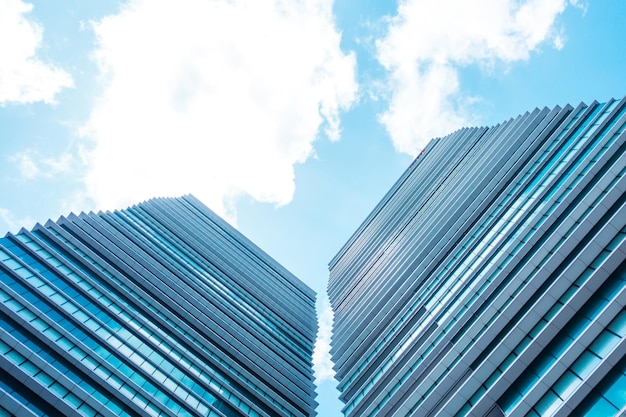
328 98 626 416
0 195 317 416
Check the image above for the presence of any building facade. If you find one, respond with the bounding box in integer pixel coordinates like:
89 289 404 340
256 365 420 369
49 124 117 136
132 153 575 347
0 195 317 416
328 98 626 416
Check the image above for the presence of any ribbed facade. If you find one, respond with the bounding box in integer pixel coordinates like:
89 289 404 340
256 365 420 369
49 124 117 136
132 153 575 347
0 195 317 417
328 98 626 416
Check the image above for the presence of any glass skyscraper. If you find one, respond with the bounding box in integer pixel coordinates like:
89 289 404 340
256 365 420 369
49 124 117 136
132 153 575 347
328 98 626 416
0 195 317 416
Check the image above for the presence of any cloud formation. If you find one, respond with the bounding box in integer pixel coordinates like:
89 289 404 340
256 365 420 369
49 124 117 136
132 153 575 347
0 207 35 234
82 0 357 218
0 0 73 104
10 149 75 180
313 298 336 383
376 0 571 155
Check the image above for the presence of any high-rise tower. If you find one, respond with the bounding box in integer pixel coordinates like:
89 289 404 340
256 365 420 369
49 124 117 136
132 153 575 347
0 195 317 416
329 98 626 416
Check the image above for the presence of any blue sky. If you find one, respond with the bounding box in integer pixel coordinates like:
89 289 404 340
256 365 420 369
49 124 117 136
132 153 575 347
1 0 625 415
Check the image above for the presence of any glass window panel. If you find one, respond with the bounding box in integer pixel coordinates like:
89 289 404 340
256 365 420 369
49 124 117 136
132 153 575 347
34 371 54 387
106 401 123 415
107 374 123 390
545 304 561 321
77 402 97 416
604 373 626 410
608 311 626 337
535 391 563 416
584 397 619 417
553 370 582 400
499 387 523 414
129 372 144 386
119 383 135 398
20 360 40 376
49 382 68 398
6 349 26 365
568 315 592 340
571 351 601 379
589 331 620 358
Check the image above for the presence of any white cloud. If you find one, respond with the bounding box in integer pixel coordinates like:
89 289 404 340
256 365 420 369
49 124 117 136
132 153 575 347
10 150 75 180
0 0 73 104
0 207 35 234
11 150 40 180
313 298 336 383
376 0 572 155
569 0 588 15
82 0 357 218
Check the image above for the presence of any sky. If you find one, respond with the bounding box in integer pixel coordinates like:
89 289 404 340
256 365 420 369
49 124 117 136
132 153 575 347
1 0 625 415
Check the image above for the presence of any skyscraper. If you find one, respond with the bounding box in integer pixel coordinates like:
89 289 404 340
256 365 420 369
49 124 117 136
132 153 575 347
328 98 626 416
0 195 317 416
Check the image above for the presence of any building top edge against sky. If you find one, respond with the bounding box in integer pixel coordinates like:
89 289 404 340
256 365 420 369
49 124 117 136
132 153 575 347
14 193 317 304
327 105 552 293
327 96 626 416
326 99 605 284
128 194 317 302
327 137 443 272
326 105 560 273
0 195 318 416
